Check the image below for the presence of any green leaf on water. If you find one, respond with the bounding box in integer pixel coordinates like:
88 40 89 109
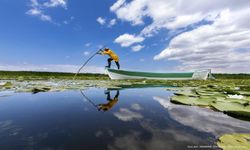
170 95 215 106
174 91 198 97
211 101 244 111
217 134 250 150
211 101 250 117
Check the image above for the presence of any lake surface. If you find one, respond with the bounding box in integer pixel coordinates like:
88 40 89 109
0 87 250 150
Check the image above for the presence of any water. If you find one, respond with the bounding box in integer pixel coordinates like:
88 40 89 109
0 87 250 150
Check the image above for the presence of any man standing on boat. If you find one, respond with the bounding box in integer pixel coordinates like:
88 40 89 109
98 48 120 69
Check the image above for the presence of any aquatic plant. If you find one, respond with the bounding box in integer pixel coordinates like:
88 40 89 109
217 134 250 150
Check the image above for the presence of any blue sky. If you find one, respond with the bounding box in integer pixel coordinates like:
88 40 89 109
0 0 250 73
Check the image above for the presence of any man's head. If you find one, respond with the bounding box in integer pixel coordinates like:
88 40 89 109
104 48 109 51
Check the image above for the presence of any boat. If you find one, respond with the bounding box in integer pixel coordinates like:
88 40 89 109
106 68 214 80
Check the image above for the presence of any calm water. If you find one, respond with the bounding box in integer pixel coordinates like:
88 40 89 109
0 88 250 150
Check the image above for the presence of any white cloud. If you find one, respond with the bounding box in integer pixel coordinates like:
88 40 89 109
0 64 105 73
26 8 42 16
97 17 117 27
26 0 67 23
108 19 117 27
110 0 126 12
111 0 250 35
111 0 250 72
114 33 144 47
43 0 67 9
83 51 90 56
131 104 143 111
131 45 144 52
114 108 143 121
110 0 146 25
97 17 106 25
40 14 52 22
154 9 250 73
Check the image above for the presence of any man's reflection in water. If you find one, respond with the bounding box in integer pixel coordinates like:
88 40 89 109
98 90 119 112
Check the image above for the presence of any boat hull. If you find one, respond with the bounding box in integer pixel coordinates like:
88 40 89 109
106 68 212 80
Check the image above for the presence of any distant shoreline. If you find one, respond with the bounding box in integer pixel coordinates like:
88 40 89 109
0 70 250 80
0 70 109 80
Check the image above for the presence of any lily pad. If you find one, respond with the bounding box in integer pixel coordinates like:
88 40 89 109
217 134 250 150
174 91 198 97
171 96 197 105
211 101 244 112
171 95 214 106
211 101 250 117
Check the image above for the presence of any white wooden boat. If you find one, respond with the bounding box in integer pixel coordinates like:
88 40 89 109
106 68 213 80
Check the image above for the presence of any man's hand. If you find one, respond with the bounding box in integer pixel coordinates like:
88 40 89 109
96 49 103 55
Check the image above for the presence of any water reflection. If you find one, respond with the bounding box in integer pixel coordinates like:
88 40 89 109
98 90 119 112
80 89 120 112
0 88 249 150
153 96 250 136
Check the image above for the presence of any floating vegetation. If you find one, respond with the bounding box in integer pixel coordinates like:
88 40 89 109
0 74 250 120
217 134 250 150
169 82 250 120
0 82 13 89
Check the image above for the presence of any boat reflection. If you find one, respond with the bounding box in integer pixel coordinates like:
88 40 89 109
80 89 120 112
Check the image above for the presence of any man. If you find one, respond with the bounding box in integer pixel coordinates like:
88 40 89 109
97 90 119 112
98 48 120 69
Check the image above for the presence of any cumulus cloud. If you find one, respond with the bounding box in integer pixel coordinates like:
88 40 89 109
26 0 67 23
0 64 105 73
114 33 144 47
111 0 250 72
97 17 106 25
131 45 144 52
111 0 250 34
154 9 250 72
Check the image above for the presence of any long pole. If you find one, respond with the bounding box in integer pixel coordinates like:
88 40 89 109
73 47 104 80
80 90 98 109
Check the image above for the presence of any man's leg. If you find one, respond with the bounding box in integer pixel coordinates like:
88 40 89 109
106 91 112 101
114 90 119 99
115 61 120 69
106 58 113 68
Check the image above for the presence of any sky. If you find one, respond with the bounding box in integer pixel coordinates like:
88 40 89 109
0 0 250 73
